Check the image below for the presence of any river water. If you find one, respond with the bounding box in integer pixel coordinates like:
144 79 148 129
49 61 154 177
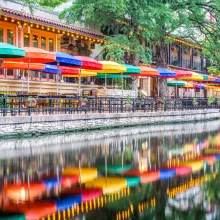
0 120 220 219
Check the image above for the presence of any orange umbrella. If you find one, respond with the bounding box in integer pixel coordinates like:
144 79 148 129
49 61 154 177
128 66 159 77
3 47 56 93
2 61 45 70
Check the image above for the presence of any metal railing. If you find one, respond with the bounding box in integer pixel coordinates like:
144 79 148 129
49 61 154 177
0 95 218 117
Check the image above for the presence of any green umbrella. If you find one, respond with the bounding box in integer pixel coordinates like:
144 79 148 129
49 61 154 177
167 80 187 87
122 64 141 74
95 74 131 79
199 74 209 80
0 42 25 58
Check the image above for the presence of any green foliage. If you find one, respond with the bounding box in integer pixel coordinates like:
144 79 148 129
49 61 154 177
208 96 215 104
18 0 67 9
208 66 220 76
126 95 132 105
60 0 220 67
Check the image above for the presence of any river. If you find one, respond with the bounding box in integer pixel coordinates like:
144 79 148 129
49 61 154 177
0 120 220 219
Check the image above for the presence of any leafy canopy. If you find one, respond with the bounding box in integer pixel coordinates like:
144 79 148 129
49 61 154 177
18 0 67 9
60 0 220 65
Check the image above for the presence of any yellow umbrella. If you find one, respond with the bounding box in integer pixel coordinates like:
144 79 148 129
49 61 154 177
91 61 126 89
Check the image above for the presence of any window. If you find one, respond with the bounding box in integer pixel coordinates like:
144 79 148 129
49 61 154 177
24 34 30 47
42 73 47 79
33 71 39 78
7 30 14 44
49 74 54 79
7 69 14 76
0 28 3 42
41 37 46 50
33 35 38 48
49 38 54 51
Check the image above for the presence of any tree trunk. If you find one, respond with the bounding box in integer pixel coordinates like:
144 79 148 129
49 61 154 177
129 53 139 97
156 38 168 97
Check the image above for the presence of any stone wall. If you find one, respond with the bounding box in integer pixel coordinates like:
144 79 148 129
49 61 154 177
0 109 219 138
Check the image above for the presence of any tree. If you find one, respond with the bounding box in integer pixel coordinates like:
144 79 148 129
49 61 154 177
18 0 67 9
51 1 220 95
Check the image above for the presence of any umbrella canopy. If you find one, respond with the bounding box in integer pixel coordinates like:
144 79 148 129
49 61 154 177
74 56 102 70
63 72 97 78
193 83 206 90
51 52 82 66
167 80 188 87
59 66 79 74
41 64 61 74
181 72 204 81
95 74 131 79
0 42 25 58
200 74 215 81
122 64 141 74
3 47 56 63
127 66 159 77
174 69 192 78
181 83 194 88
94 61 126 73
155 68 176 78
2 61 45 70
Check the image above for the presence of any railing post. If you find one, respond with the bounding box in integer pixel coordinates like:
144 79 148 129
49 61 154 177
132 100 135 112
154 99 157 112
108 99 111 113
3 96 7 116
121 99 123 113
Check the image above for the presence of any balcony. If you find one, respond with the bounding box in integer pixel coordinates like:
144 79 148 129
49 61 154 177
170 56 179 66
192 61 201 71
182 59 192 69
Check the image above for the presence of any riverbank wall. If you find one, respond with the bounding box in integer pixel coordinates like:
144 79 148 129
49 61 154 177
0 109 219 138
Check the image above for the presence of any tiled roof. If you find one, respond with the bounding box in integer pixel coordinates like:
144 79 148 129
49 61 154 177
1 7 104 38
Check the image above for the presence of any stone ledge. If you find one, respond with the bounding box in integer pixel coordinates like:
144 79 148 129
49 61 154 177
0 109 219 125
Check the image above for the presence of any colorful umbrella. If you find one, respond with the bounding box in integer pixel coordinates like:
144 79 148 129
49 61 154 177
181 72 203 81
127 66 159 77
0 42 25 58
155 68 176 78
167 80 188 87
97 61 126 73
74 56 102 70
3 47 56 93
2 61 45 92
51 52 82 95
63 70 97 78
174 69 192 78
122 64 141 74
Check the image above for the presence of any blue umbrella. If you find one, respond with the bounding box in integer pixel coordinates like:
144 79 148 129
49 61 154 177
155 68 176 78
42 64 61 74
50 52 82 95
51 52 82 66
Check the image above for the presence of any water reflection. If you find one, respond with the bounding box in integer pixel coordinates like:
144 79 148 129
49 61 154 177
0 121 220 219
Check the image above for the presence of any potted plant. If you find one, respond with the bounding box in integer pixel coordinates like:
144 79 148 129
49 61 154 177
78 97 88 107
26 96 38 107
208 97 215 105
192 97 198 106
125 95 132 108
156 97 166 106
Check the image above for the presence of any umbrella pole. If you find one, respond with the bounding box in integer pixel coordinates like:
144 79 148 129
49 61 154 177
121 73 124 98
157 77 159 98
175 79 177 98
39 72 42 94
105 72 107 89
21 71 24 94
59 76 63 95
78 68 81 96
27 59 30 94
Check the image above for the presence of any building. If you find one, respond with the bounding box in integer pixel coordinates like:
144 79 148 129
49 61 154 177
0 0 105 94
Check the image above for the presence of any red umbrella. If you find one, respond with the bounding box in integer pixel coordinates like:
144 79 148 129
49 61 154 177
74 56 103 70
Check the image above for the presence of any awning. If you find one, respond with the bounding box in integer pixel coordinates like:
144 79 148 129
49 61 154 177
95 61 126 73
2 61 45 70
174 69 192 78
3 47 56 63
74 56 102 70
0 42 25 58
155 68 176 78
